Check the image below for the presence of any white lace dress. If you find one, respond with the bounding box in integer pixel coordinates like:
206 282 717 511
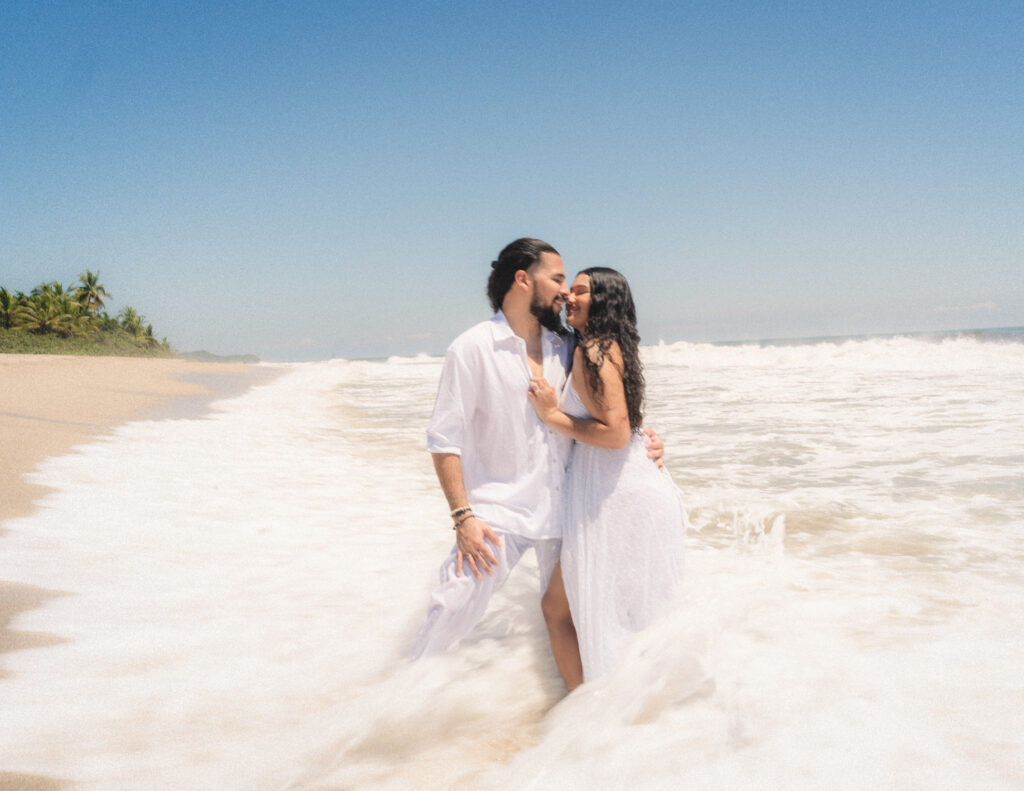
559 373 687 681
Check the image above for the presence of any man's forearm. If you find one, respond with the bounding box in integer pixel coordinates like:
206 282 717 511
432 452 470 511
431 451 501 576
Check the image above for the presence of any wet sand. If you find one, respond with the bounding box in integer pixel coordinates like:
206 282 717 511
0 354 280 789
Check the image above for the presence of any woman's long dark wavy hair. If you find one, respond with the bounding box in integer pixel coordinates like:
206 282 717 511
577 267 645 430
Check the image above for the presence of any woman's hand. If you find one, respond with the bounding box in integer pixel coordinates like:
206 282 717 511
527 376 559 423
643 427 665 470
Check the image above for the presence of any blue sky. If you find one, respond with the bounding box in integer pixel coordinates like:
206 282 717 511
2 1 1021 360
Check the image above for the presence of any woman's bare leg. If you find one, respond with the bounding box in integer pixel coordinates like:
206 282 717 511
542 561 583 691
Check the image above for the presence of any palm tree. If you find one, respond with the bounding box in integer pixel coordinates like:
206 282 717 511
0 288 13 329
143 323 163 349
94 310 120 333
12 291 81 337
31 281 66 298
74 270 111 314
3 277 171 353
118 306 145 337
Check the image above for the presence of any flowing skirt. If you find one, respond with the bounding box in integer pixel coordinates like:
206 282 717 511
561 433 687 681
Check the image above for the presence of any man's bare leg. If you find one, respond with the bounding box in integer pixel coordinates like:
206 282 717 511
542 561 583 691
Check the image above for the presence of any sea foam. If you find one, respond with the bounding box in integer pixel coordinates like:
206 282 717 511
1 334 1022 789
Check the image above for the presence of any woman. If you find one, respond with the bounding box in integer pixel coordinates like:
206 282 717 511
528 267 685 688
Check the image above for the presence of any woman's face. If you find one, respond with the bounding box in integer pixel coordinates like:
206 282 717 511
566 273 591 332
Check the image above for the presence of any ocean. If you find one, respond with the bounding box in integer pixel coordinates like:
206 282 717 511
2 328 1023 789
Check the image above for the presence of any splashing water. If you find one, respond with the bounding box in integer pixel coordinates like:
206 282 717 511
2 333 1023 789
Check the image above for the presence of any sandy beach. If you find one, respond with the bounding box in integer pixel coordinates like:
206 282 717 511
0 354 276 791
0 354 275 524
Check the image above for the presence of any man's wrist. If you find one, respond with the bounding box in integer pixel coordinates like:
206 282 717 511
452 513 478 530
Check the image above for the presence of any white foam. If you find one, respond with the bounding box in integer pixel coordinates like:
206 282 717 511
1 336 1022 788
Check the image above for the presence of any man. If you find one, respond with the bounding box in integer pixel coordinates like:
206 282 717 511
412 238 661 675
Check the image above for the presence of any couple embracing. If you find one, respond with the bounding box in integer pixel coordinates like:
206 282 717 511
412 237 685 689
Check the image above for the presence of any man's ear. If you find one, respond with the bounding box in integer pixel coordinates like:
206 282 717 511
513 269 531 292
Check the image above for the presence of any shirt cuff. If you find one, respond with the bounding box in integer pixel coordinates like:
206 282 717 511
427 439 462 455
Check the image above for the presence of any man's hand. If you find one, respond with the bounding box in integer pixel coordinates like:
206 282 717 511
455 516 502 579
643 427 666 470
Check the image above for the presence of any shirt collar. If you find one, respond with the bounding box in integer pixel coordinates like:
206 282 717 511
489 310 517 343
489 310 559 349
485 309 524 346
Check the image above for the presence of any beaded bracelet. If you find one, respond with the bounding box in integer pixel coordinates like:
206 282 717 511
452 513 477 530
450 505 473 519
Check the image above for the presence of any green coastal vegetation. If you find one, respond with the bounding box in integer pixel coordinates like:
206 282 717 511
0 271 173 357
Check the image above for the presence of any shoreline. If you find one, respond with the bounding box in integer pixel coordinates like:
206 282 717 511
0 354 281 789
0 354 280 525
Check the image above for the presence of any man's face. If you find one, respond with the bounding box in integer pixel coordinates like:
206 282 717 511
528 252 569 332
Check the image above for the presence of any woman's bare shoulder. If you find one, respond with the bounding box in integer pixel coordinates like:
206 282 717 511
580 338 623 370
579 338 622 364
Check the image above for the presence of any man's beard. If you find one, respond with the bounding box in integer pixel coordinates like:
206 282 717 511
530 294 566 334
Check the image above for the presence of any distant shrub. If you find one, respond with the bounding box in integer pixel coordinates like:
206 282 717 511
0 328 174 357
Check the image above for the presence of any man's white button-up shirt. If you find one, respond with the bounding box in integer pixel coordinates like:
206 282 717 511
427 311 574 540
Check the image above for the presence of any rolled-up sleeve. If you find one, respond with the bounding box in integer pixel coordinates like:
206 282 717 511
426 344 474 455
